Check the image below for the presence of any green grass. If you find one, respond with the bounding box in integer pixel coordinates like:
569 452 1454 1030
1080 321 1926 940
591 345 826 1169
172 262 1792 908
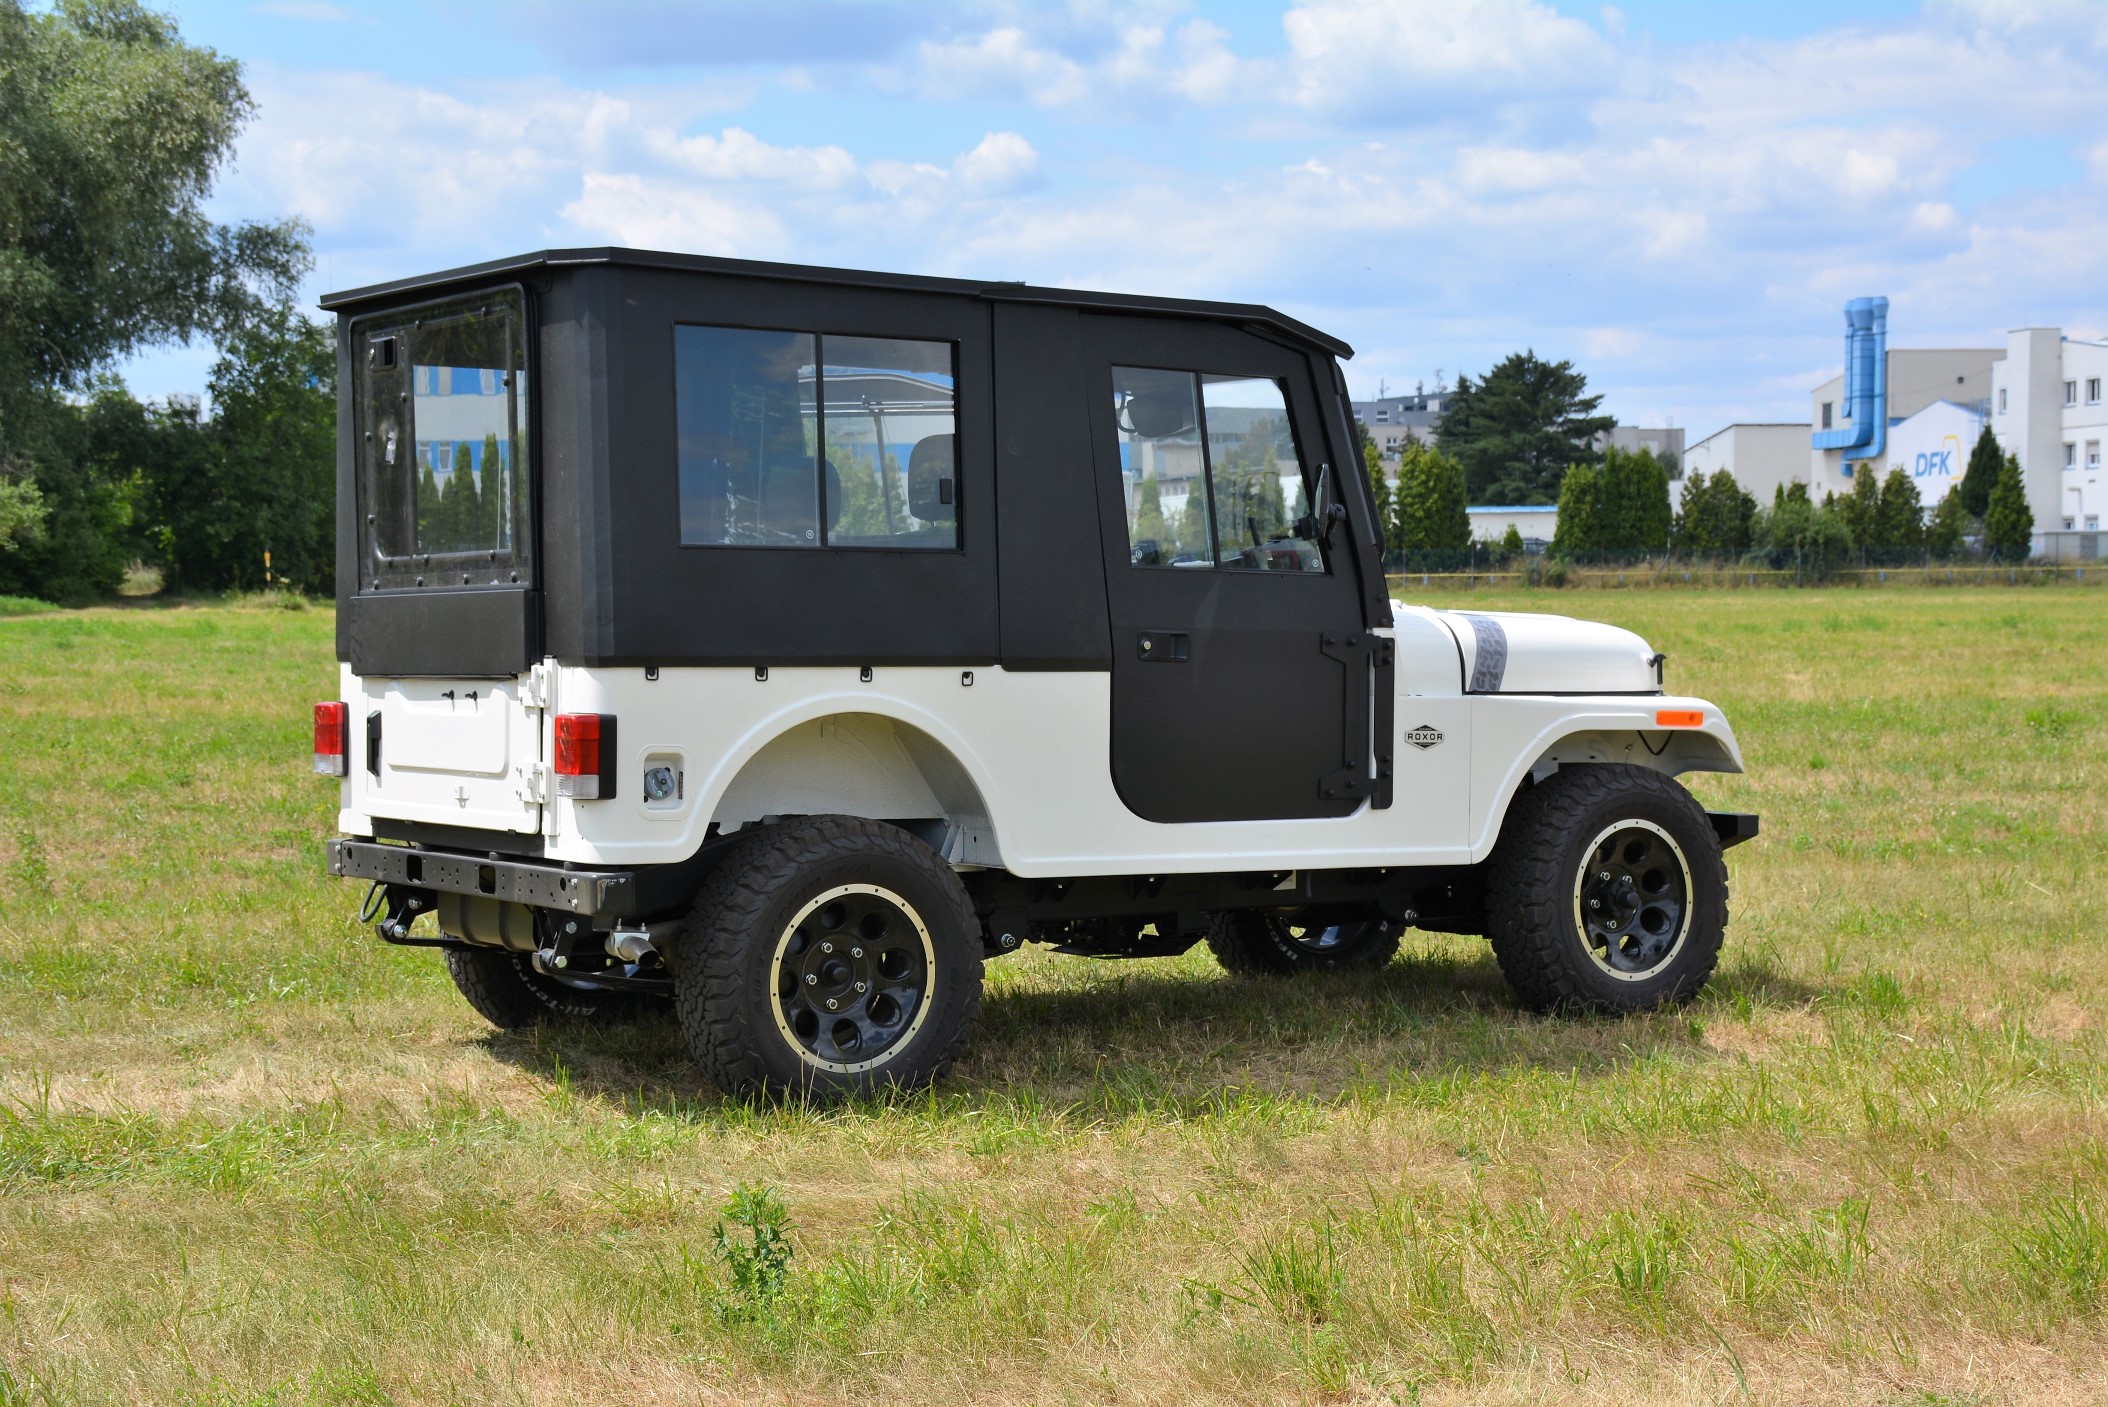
1 589 2104 1405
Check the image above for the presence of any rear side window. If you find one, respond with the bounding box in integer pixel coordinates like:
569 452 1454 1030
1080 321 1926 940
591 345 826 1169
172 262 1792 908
1114 366 1323 572
351 288 531 591
675 325 958 550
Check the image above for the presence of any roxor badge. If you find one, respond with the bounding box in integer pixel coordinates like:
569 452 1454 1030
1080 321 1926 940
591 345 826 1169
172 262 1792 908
1405 723 1444 750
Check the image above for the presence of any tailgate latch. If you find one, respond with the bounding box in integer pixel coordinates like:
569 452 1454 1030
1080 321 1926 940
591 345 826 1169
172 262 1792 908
520 661 552 711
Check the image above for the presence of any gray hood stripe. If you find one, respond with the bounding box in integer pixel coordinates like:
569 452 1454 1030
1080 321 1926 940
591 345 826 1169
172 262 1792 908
1463 614 1508 692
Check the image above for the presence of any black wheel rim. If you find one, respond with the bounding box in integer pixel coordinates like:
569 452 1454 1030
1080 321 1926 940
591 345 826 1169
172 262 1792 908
770 884 934 1074
1572 820 1692 981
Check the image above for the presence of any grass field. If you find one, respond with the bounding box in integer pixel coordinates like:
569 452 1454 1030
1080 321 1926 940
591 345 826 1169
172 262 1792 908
2 588 2104 1406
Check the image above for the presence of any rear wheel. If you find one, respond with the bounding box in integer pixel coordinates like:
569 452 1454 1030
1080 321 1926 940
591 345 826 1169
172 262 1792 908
442 947 640 1029
1484 765 1727 1014
1206 912 1404 975
668 816 983 1100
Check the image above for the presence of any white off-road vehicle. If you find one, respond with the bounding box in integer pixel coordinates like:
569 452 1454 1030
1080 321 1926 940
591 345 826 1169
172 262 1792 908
317 249 1756 1098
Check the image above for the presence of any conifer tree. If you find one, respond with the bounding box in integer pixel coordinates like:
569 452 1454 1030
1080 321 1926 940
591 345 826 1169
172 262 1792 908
1982 453 2034 561
416 459 443 546
1551 462 1602 559
1500 524 1525 558
1925 486 1969 559
1133 473 1166 548
1957 424 2002 520
1839 464 1881 549
1874 466 1924 554
1392 442 1470 551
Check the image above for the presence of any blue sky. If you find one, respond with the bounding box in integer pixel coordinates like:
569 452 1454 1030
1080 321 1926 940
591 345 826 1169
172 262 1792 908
116 0 2108 441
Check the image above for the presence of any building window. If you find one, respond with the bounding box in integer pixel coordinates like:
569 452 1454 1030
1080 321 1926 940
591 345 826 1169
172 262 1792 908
2065 381 2079 406
2090 378 2102 405
2066 517 2077 530
1998 388 2007 413
2089 440 2101 470
1820 401 1833 430
2065 443 2077 469
2088 515 2101 531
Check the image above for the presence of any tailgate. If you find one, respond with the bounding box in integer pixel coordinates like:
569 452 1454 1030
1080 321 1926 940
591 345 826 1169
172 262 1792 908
355 674 542 834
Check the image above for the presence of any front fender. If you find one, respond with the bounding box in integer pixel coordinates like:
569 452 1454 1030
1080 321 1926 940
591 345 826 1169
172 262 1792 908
1467 695 1743 861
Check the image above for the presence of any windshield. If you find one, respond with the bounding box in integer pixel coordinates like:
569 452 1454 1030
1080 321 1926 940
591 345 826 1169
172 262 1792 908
352 288 531 591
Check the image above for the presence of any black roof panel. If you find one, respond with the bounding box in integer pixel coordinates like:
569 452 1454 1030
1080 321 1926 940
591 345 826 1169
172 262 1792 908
318 246 1353 359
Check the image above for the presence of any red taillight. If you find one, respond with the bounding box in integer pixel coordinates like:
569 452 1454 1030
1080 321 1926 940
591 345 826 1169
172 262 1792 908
554 713 615 799
313 701 348 776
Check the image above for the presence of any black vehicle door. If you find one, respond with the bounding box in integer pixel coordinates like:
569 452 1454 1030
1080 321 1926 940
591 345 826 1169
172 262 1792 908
1082 313 1376 823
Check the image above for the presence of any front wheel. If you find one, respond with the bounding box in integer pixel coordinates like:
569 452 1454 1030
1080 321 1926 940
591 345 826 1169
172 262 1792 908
1484 765 1728 1014
1206 912 1404 976
668 816 984 1100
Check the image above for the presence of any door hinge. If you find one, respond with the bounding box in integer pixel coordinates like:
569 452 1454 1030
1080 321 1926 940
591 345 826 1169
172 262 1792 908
520 661 552 710
1317 631 1395 809
517 761 553 805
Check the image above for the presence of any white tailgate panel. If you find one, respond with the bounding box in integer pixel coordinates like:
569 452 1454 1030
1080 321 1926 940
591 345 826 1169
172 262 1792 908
361 678 540 833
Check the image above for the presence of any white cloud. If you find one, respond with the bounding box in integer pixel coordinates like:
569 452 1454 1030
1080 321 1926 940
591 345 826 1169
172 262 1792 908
559 173 783 255
1283 0 1616 123
952 131 1040 192
899 12 1244 110
646 127 859 186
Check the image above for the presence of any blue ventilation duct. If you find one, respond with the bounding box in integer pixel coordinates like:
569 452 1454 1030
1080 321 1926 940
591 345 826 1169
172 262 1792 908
1810 296 1888 473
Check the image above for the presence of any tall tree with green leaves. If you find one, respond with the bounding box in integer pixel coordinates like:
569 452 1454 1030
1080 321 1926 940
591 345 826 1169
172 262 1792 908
1982 453 2034 561
1924 486 1970 559
1838 465 1882 549
1391 442 1470 552
155 307 334 591
1435 352 1614 505
1132 473 1166 548
1551 463 1602 559
1595 445 1672 552
1672 470 1758 558
1874 467 1924 555
1358 422 1394 549
0 0 309 599
1957 424 2002 520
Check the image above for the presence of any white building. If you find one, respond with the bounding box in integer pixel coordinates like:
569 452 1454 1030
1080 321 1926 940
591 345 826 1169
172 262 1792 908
1466 504 1558 546
1991 329 2107 536
1681 423 1810 501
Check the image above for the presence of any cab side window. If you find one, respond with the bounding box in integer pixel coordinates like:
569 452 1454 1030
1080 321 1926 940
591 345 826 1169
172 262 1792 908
675 325 959 550
1114 366 1323 572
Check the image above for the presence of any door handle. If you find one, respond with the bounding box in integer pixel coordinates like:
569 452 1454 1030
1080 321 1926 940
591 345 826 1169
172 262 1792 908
1137 631 1190 662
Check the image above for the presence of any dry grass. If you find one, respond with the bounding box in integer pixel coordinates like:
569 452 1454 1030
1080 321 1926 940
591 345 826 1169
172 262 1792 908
1 589 2104 1405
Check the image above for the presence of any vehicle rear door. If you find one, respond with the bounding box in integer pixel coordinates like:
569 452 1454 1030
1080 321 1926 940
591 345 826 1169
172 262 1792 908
344 286 544 836
1081 314 1374 823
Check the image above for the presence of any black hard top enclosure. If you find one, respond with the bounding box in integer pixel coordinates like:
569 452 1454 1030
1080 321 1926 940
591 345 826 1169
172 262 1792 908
324 247 1389 680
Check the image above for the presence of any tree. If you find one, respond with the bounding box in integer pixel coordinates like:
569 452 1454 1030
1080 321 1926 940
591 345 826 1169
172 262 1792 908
1436 352 1614 505
1596 445 1672 552
1754 483 1854 578
1873 467 1924 556
0 476 44 552
1957 424 2002 520
1982 452 2034 561
1391 442 1470 552
1551 463 1602 559
1132 473 1166 547
1499 523 1525 559
1358 422 1394 549
0 0 309 600
1672 470 1758 558
1838 465 1882 550
1925 485 1970 559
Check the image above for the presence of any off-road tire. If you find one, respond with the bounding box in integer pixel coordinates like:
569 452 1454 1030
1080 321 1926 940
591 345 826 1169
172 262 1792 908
1484 764 1727 1014
443 947 640 1029
668 816 984 1100
1206 913 1404 975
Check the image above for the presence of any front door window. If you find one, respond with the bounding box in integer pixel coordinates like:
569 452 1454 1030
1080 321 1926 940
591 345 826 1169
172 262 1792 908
1114 367 1323 572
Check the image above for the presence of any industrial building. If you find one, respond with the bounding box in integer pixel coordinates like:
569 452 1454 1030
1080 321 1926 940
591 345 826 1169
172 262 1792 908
1683 297 2105 555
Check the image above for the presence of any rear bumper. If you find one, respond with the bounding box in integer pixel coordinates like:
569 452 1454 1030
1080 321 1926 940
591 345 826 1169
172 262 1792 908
1708 811 1760 849
326 838 645 916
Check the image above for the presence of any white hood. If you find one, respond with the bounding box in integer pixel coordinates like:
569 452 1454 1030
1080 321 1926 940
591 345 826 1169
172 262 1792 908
1428 608 1660 694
